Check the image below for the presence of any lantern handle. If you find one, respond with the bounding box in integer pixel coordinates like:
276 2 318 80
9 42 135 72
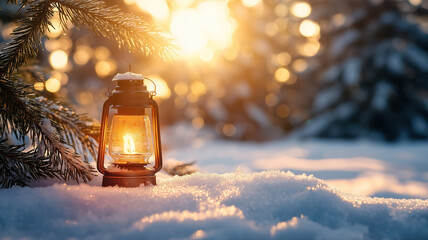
143 77 157 98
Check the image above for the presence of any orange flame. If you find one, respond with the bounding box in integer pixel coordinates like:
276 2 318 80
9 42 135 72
123 133 136 154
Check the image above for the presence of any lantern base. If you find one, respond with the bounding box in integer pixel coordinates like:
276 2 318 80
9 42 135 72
102 175 156 187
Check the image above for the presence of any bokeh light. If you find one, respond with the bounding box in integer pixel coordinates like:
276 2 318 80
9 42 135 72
292 59 308 72
274 4 288 17
291 2 312 18
49 50 68 70
190 81 207 96
332 14 346 27
299 41 320 56
174 82 189 96
223 123 236 137
265 93 279 107
192 117 205 129
95 60 117 78
45 77 61 93
276 52 292 66
73 44 92 65
58 36 73 50
299 20 320 37
94 46 110 60
50 71 69 86
274 68 290 82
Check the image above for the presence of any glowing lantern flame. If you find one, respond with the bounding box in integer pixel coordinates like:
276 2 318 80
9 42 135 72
123 133 136 154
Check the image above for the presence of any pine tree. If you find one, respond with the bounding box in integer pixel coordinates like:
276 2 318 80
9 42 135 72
279 0 428 141
0 0 175 188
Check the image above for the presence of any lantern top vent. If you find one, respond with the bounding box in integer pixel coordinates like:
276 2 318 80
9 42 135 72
113 72 144 81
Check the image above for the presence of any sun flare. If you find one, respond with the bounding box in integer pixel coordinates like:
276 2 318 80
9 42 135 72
170 1 235 58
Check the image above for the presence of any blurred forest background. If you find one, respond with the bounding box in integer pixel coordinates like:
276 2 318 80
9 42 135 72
2 0 428 142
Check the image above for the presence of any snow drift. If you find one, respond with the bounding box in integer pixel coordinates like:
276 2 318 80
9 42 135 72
1 171 427 240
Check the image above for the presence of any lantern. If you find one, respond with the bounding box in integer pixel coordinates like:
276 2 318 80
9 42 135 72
97 72 162 187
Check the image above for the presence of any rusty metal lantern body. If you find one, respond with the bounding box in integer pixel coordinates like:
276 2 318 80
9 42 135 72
97 73 162 187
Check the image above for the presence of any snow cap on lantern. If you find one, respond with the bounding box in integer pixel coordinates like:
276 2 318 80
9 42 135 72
112 72 145 81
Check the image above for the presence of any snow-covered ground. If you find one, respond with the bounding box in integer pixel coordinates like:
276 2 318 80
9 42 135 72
163 124 428 199
1 124 428 239
1 171 428 239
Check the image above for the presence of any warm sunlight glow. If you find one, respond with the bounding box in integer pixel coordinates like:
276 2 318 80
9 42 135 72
241 0 261 8
136 0 170 20
171 9 206 55
123 133 136 154
291 2 311 18
49 50 68 70
45 77 61 93
147 75 171 99
299 20 320 37
170 1 235 58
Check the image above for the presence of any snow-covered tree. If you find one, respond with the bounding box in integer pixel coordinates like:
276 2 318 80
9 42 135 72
280 0 428 141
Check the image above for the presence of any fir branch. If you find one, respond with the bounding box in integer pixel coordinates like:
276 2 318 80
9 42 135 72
0 76 96 187
53 0 177 59
38 118 94 182
0 1 54 76
0 138 58 188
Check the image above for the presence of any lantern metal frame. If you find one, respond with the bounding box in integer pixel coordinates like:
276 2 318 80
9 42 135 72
97 76 162 187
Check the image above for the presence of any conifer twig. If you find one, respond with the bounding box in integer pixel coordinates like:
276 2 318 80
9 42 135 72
53 0 177 59
0 76 96 186
0 138 58 188
0 1 53 76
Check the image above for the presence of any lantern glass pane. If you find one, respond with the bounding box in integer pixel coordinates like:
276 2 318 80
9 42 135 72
108 114 153 164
